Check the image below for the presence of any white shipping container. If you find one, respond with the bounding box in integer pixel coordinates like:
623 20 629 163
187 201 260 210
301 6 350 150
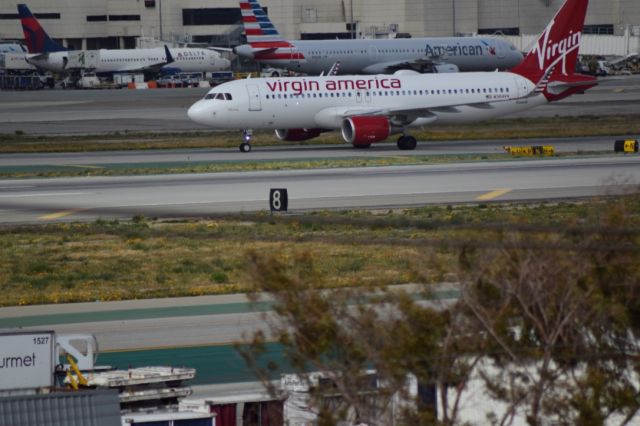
1 52 36 71
0 331 55 391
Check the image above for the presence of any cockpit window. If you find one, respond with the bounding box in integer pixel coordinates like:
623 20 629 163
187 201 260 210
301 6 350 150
204 92 233 101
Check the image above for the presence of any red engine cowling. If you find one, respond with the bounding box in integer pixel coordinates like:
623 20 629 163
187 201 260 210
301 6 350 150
275 128 323 141
341 116 390 146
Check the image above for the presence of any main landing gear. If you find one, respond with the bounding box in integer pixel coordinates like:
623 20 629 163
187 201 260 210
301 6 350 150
240 129 252 153
397 135 417 150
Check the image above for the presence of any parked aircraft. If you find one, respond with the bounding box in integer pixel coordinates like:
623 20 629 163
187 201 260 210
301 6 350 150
17 4 230 74
189 0 594 153
233 0 523 75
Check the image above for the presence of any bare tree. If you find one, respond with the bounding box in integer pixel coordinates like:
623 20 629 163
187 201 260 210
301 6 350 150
239 195 640 425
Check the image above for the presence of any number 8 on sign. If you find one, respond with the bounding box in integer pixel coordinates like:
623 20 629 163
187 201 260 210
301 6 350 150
269 188 288 212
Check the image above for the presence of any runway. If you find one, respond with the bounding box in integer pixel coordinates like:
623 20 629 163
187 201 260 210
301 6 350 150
0 75 639 135
0 155 638 224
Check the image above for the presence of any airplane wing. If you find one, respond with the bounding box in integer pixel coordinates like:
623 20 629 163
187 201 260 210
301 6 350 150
207 46 234 53
316 97 505 128
362 58 460 74
345 98 497 119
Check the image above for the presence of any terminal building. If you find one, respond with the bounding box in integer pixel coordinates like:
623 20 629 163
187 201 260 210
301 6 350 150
0 0 639 52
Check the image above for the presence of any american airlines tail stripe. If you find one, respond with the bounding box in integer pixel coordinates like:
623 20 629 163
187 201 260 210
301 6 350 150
246 29 280 36
242 16 273 25
243 22 276 30
255 52 305 60
249 41 294 48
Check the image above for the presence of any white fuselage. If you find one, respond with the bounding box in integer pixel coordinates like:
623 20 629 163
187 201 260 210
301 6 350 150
26 47 230 74
235 37 524 74
188 72 543 133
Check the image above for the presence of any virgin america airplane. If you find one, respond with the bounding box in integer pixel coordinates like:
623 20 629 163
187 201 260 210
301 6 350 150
189 0 595 153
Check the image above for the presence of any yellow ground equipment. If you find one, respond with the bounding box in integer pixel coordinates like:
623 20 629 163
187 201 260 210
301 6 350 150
503 145 555 156
614 139 639 153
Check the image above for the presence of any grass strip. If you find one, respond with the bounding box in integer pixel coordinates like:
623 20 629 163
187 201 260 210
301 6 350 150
0 196 638 307
0 151 610 179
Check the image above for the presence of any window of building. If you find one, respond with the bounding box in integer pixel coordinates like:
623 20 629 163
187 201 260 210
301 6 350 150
1 12 60 19
583 24 614 35
478 27 519 36
108 15 140 21
182 8 245 26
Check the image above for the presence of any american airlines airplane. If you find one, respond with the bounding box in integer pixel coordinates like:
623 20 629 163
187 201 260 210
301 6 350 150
17 4 230 74
188 0 595 153
234 0 523 75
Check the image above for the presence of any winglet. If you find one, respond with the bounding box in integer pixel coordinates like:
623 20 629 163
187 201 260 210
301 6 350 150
17 4 67 53
164 45 174 65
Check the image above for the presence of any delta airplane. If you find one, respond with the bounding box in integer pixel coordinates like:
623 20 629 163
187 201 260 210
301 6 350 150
17 4 230 74
234 0 523 75
188 0 595 153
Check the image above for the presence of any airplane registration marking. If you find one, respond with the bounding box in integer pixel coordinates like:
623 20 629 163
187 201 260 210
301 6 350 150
476 188 512 201
40 208 87 221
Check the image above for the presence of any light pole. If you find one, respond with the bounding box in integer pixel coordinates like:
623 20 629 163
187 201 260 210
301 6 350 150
159 0 163 41
452 0 456 36
350 0 354 39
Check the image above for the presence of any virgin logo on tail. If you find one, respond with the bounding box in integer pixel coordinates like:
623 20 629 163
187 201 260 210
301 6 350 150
530 19 582 75
511 0 588 84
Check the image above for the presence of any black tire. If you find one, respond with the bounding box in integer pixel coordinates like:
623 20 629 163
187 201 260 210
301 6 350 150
405 136 417 150
239 143 252 153
397 136 408 150
397 136 417 150
353 143 371 149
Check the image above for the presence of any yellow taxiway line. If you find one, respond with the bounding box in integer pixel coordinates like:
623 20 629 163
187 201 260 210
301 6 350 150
40 209 86 221
476 188 512 201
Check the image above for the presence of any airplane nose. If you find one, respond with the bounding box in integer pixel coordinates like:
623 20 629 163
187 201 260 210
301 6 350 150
187 101 211 126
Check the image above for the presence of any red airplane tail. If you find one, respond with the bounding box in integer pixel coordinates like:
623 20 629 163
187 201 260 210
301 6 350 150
18 4 66 53
510 0 596 100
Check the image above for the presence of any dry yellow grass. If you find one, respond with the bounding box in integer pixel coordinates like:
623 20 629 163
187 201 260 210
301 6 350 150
0 196 638 307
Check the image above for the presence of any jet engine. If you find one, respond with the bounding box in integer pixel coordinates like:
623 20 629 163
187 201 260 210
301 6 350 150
341 116 391 147
275 128 323 141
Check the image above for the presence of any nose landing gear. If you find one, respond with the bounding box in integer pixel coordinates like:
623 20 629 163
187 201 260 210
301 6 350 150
240 129 253 152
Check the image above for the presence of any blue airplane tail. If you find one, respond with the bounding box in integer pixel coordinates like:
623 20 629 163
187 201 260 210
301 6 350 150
18 4 67 53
